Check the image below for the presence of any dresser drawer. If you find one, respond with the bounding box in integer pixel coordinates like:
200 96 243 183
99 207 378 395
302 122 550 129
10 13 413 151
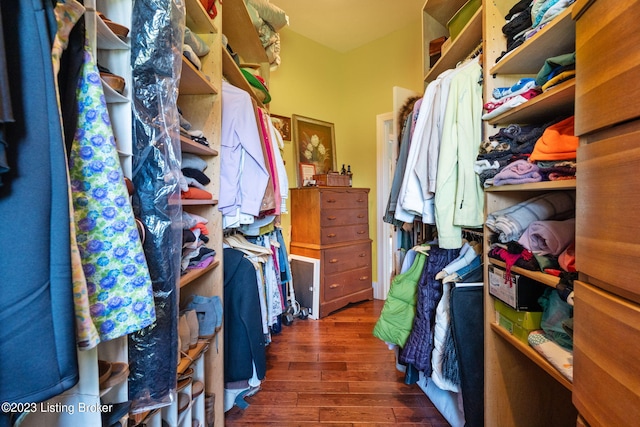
574 1 640 135
322 241 371 276
320 208 368 227
323 267 372 301
576 121 640 304
320 224 369 245
573 281 640 427
320 189 368 210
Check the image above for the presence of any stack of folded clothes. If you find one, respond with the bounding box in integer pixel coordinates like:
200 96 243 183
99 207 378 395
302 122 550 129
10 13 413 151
181 152 213 200
482 78 542 121
181 211 216 274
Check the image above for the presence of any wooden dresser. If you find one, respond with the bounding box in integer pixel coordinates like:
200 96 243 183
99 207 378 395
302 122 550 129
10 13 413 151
289 187 373 318
573 1 640 425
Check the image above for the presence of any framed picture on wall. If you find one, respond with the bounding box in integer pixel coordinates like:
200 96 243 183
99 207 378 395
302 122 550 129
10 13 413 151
292 114 336 187
270 114 291 141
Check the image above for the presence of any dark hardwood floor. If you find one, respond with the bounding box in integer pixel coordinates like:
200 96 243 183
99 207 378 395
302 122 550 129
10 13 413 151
224 299 451 426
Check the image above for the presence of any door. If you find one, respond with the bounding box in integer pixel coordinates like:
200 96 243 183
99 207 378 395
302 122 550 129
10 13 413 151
374 87 421 300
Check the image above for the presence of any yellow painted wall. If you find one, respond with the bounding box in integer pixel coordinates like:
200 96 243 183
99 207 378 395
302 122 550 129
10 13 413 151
269 19 423 285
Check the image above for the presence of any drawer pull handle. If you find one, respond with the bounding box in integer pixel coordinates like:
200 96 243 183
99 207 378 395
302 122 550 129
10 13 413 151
357 214 365 218
359 276 369 281
327 216 337 220
329 258 339 263
359 253 366 257
327 233 336 238
327 199 337 203
357 231 366 235
329 284 339 289
357 199 364 203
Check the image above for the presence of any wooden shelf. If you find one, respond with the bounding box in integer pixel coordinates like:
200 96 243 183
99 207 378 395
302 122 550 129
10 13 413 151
180 134 218 156
181 198 219 206
180 260 219 288
485 179 576 193
185 0 218 34
486 79 575 125
180 56 219 95
423 0 470 27
488 259 561 289
425 7 482 83
489 5 576 75
222 47 265 107
491 323 573 391
221 0 268 63
178 339 211 375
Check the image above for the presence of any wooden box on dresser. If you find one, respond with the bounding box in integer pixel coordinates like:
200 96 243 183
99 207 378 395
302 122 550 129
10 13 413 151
572 1 640 426
481 1 578 425
289 187 373 318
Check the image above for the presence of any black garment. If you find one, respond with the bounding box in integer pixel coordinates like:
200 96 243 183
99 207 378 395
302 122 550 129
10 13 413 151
128 0 184 412
223 248 267 383
58 13 84 156
0 1 78 423
182 167 211 185
450 286 484 427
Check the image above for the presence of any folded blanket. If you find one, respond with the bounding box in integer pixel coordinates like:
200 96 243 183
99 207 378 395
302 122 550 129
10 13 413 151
528 330 573 381
518 218 575 256
486 191 575 243
493 159 542 186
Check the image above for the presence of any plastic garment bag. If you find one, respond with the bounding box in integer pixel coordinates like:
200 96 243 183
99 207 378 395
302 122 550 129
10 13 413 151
127 0 184 413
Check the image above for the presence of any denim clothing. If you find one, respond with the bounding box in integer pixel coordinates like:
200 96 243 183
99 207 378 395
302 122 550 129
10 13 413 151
0 0 78 416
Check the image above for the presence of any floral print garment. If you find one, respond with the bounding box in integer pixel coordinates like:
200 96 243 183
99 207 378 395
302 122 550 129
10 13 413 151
52 0 101 349
69 33 156 341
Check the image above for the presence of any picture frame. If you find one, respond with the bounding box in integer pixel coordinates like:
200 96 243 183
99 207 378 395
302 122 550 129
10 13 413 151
270 114 291 141
298 162 316 185
292 114 336 187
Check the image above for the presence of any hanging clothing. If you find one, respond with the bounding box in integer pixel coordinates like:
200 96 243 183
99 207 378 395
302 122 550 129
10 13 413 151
220 81 269 223
435 58 484 249
0 0 78 411
69 15 156 342
400 246 460 372
128 0 184 413
224 248 267 383
373 252 428 348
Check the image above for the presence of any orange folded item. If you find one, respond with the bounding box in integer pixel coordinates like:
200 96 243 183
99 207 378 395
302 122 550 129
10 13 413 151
529 116 578 162
181 188 213 200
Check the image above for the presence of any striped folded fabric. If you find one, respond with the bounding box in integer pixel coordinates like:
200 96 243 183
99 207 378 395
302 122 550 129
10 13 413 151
486 191 575 243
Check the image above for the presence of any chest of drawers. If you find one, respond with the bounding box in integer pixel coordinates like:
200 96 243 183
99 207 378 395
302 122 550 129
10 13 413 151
290 187 373 318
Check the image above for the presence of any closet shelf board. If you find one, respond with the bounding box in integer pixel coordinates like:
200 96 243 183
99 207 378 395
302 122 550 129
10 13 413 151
486 79 575 125
488 259 561 289
178 199 219 206
185 0 218 34
489 5 576 76
423 0 470 27
222 0 268 63
180 260 220 289
222 47 264 108
180 57 219 95
180 135 219 156
425 7 482 83
485 180 576 193
491 323 573 391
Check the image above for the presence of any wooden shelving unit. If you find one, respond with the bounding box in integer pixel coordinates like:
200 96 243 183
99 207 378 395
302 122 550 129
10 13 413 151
180 134 219 156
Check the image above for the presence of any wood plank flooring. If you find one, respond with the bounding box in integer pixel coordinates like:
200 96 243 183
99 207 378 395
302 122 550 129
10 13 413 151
224 299 451 426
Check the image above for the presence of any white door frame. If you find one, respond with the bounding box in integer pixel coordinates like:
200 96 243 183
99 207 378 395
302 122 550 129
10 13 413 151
375 112 395 300
374 87 421 300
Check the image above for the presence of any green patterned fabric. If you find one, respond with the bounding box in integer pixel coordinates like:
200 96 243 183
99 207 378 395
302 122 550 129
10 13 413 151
69 34 155 341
